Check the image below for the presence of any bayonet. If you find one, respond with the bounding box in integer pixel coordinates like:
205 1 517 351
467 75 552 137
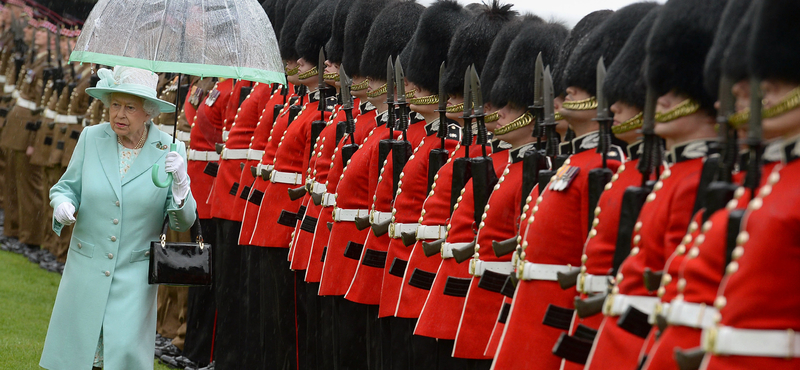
531 53 544 142
470 65 488 157
745 77 763 195
339 66 358 164
461 68 473 150
428 62 449 193
385 57 395 131
587 57 614 233
538 66 560 194
391 57 413 197
450 67 473 214
468 65 497 227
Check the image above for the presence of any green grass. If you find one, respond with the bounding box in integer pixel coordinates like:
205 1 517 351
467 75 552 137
0 250 173 370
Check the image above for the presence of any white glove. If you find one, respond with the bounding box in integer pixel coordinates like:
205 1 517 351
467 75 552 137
165 151 190 204
54 202 76 225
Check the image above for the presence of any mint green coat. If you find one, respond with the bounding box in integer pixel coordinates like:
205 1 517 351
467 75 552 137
40 122 196 370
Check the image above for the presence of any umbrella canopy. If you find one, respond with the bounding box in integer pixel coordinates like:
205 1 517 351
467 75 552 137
69 0 285 85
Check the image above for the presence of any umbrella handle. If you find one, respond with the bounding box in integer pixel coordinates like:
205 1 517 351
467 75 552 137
152 143 177 188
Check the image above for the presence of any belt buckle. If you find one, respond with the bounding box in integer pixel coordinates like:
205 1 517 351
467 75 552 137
469 259 477 276
788 328 796 360
333 207 340 222
388 223 395 238
577 273 586 294
702 325 718 354
603 293 615 316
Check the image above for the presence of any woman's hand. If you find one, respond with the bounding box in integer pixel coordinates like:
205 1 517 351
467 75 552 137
165 152 189 205
54 202 76 225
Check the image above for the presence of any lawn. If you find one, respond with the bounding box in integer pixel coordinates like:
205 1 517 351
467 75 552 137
0 250 172 370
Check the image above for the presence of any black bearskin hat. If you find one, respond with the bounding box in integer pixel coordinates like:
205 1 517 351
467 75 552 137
358 0 425 81
747 0 800 83
279 0 321 61
404 0 472 94
553 10 613 96
603 6 661 110
481 14 543 104
273 0 297 44
722 2 757 83
441 1 517 97
704 0 754 95
563 2 657 96
491 21 569 109
262 0 276 24
343 0 397 78
296 0 336 65
645 0 729 115
326 0 357 65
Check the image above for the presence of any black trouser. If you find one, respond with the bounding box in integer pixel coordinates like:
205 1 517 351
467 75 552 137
333 296 376 370
254 246 297 370
384 316 491 370
212 219 250 369
298 281 336 370
182 218 218 367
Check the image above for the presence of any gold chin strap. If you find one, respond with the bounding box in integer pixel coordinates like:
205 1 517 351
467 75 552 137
446 102 469 113
655 98 701 123
611 112 644 135
484 111 499 123
351 78 369 91
409 94 439 105
323 72 340 82
762 86 800 119
297 66 318 80
562 96 598 111
366 83 387 98
493 112 534 136
727 109 750 129
554 111 564 121
406 89 416 99
285 65 300 76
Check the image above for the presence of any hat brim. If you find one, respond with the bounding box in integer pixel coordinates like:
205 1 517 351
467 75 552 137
85 86 177 113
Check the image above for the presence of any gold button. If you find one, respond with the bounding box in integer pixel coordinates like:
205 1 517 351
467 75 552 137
677 278 686 292
654 181 663 191
688 247 700 258
634 221 642 232
592 218 600 227
662 274 672 285
726 261 739 274
537 196 544 205
726 199 738 210
748 198 763 211
581 254 588 263
767 172 780 185
714 296 727 309
589 229 597 238
759 184 772 197
619 164 626 172
731 246 744 261
734 187 745 199
604 183 612 191
657 287 665 297
595 207 601 216
611 174 619 182
633 234 641 245
694 234 705 245
736 231 749 246
646 193 656 202
676 244 686 255
682 234 693 245
689 221 699 233
630 247 640 256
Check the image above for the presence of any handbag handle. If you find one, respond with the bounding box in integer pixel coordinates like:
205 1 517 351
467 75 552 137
159 210 205 249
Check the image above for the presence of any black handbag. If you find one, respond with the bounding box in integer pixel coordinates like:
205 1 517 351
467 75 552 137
148 215 212 286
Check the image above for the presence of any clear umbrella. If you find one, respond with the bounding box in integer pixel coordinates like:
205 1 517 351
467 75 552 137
70 0 285 187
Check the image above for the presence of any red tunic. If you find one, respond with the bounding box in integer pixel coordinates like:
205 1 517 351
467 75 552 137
493 132 623 370
703 139 800 370
249 90 335 248
395 141 485 319
318 110 390 296
452 143 532 359
239 90 300 244
414 148 511 340
379 120 461 318
305 101 377 283
585 139 716 370
188 79 233 219
344 115 429 305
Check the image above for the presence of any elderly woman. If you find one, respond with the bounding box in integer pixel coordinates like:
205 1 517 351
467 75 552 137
39 66 196 370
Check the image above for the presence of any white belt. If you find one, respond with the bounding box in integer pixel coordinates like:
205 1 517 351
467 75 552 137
650 302 671 325
577 273 611 294
371 210 393 225
15 96 37 111
471 260 514 277
603 293 660 317
441 242 471 259
321 193 336 207
247 149 265 161
310 181 327 195
0 75 7 84
333 208 370 222
416 225 447 240
702 325 800 358
187 150 220 161
222 130 229 141
54 114 78 124
258 163 274 173
43 109 56 120
4 84 14 93
666 300 717 329
222 148 249 160
520 262 578 282
389 222 419 239
270 170 304 185
176 130 191 142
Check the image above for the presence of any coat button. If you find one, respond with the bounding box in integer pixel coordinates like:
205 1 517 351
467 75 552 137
115 201 120 206
108 253 113 259
113 219 119 225
145 251 150 257
77 243 82 248
110 236 117 242
104 271 110 277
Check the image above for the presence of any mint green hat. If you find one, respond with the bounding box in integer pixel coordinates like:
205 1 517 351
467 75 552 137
85 66 176 113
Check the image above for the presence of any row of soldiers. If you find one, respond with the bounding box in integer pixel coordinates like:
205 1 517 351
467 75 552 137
2 0 799 369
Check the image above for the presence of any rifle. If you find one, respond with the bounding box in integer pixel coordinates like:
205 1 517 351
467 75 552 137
428 62 449 193
391 57 413 199
469 65 497 228
587 58 614 233
537 64 564 194
339 66 358 165
450 68 473 213
521 54 548 211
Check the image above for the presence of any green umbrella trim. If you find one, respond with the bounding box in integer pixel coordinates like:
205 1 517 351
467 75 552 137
70 51 287 85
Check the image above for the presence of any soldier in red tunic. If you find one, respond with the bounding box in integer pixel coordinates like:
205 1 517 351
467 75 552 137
551 5 660 369
701 0 800 368
584 1 729 369
448 19 567 368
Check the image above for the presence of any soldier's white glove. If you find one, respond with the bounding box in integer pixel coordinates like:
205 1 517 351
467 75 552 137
165 151 190 205
54 202 76 225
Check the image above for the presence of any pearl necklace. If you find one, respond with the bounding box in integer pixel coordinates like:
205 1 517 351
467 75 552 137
118 126 148 149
